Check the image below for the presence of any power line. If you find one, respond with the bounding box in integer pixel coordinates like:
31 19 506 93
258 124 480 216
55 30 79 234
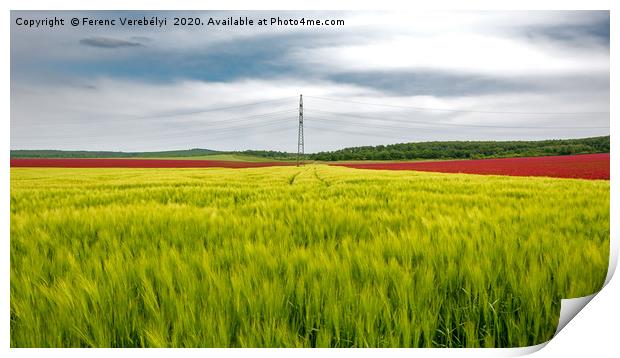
136 96 297 120
305 95 610 115
13 93 611 152
305 123 406 140
17 124 299 150
14 115 295 145
310 116 433 133
18 110 297 140
20 104 297 130
133 123 297 147
127 119 296 147
306 109 610 130
127 108 297 129
129 116 295 143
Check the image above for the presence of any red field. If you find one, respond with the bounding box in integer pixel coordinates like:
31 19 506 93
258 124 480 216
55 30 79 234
333 153 610 180
11 154 610 179
10 158 296 169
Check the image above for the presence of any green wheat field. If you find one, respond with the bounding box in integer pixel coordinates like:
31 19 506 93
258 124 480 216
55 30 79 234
10 165 609 347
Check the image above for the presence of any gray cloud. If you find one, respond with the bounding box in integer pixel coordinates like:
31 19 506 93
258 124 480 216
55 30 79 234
79 36 146 49
10 11 610 152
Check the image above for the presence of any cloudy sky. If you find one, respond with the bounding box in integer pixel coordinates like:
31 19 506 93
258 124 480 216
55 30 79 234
11 11 610 153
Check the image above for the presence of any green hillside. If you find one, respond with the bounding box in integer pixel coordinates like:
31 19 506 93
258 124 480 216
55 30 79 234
11 136 609 162
10 148 219 159
309 136 610 161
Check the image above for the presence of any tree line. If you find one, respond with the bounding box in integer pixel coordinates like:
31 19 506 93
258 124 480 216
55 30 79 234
12 136 609 161
307 136 610 161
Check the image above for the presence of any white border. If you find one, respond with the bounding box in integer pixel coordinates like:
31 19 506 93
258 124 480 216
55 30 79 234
2 0 616 11
3 1 617 357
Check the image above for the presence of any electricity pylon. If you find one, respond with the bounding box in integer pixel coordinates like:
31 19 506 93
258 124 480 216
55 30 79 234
297 94 304 166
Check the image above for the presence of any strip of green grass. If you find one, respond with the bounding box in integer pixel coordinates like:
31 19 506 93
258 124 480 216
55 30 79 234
135 153 288 162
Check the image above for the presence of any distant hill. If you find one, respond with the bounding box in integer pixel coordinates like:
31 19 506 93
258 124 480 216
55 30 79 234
308 136 610 161
10 148 220 158
11 136 610 162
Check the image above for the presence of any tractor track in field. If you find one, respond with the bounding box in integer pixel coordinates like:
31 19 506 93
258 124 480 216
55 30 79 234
288 167 310 185
313 168 331 187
